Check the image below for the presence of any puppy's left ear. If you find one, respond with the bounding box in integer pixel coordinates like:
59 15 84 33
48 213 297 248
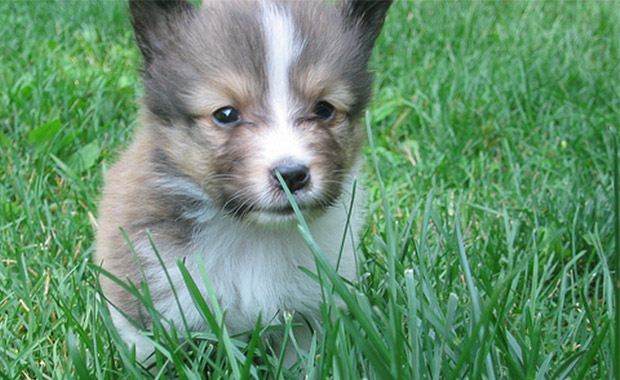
342 0 393 49
129 0 197 67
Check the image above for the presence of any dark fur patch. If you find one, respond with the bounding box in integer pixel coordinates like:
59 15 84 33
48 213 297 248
134 0 269 122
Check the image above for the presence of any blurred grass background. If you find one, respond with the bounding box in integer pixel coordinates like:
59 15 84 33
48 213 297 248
0 0 617 378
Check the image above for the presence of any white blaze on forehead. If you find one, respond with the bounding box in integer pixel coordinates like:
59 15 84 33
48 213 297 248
262 3 299 127
260 3 310 166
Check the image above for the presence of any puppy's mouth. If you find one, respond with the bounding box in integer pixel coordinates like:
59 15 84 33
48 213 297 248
222 196 337 226
248 204 325 227
233 202 314 217
258 205 297 215
255 202 327 217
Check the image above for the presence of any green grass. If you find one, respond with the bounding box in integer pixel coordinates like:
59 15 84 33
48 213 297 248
0 0 618 378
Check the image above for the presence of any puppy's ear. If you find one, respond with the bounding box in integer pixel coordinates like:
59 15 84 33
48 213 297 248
129 0 196 66
342 0 392 50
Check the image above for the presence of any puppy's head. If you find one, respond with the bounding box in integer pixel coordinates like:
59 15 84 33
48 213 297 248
130 0 391 226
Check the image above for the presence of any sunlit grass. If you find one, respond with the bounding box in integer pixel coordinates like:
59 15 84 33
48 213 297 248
0 0 617 378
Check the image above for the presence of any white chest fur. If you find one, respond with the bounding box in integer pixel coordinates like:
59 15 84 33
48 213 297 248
149 194 361 336
109 187 362 364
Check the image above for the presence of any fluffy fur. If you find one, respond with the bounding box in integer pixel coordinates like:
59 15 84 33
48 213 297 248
95 0 391 366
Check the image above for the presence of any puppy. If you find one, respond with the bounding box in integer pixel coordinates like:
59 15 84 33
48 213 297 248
95 0 391 367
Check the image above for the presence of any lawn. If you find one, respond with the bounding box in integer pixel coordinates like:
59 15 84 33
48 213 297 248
0 0 618 379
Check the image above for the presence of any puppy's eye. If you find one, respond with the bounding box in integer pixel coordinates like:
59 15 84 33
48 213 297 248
313 101 335 121
213 106 240 126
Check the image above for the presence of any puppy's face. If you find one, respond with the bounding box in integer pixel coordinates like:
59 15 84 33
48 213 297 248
130 0 391 226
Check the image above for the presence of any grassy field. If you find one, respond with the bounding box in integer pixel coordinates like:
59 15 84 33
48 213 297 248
0 0 618 379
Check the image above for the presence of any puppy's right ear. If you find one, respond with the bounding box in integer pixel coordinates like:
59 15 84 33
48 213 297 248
342 0 392 51
129 0 196 66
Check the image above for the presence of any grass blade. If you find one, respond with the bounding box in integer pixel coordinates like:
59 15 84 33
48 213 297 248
614 134 620 380
68 329 90 380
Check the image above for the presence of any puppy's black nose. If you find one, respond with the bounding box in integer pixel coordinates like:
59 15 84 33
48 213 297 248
273 163 310 193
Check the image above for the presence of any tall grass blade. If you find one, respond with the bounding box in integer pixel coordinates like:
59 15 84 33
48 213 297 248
68 329 91 380
573 321 611 380
405 269 421 380
194 255 242 379
365 110 403 378
275 169 393 377
614 134 619 380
